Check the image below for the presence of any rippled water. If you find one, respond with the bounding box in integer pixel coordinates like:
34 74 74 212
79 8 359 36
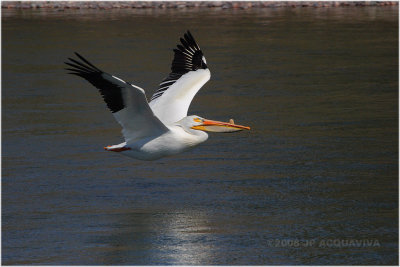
2 6 398 265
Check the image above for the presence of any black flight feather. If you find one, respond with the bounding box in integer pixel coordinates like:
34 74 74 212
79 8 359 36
150 30 208 102
65 52 126 113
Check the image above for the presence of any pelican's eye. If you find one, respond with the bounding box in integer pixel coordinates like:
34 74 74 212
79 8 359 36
193 118 201 123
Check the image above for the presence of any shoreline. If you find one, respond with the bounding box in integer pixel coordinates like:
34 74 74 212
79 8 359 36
2 1 398 10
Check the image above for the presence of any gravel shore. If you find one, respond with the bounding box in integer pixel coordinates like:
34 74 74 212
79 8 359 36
2 1 398 9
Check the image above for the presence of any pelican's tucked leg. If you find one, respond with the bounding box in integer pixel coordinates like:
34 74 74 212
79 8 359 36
104 146 131 152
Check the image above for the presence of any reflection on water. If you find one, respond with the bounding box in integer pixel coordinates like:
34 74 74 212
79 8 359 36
2 6 398 265
82 209 215 265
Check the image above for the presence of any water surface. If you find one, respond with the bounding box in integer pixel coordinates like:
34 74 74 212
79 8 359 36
2 6 398 265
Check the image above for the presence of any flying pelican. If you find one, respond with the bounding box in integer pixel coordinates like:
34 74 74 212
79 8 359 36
65 31 250 160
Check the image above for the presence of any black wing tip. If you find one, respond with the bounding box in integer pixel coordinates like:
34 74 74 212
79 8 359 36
64 52 103 75
151 30 207 102
65 53 126 114
73 52 88 62
73 52 102 72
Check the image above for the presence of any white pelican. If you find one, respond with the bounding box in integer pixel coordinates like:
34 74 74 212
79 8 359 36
65 31 250 160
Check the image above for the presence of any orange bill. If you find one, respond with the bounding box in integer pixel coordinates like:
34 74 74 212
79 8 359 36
192 119 250 133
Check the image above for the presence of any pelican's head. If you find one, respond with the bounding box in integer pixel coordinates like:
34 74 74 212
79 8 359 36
179 115 250 133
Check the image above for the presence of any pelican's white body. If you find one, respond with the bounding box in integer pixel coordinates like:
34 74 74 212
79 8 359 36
109 125 208 160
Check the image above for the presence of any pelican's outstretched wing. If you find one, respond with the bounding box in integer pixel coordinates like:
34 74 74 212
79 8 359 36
149 31 211 126
65 53 168 143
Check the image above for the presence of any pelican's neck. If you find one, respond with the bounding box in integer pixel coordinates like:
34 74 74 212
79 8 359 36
191 128 209 141
171 124 208 146
188 129 209 147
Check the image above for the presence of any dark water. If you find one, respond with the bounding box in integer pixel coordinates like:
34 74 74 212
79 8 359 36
2 6 398 265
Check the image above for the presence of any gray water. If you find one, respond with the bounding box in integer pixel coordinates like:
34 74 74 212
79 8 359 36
2 6 398 265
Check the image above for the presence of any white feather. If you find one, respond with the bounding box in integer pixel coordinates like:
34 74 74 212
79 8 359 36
150 68 211 125
112 83 168 143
